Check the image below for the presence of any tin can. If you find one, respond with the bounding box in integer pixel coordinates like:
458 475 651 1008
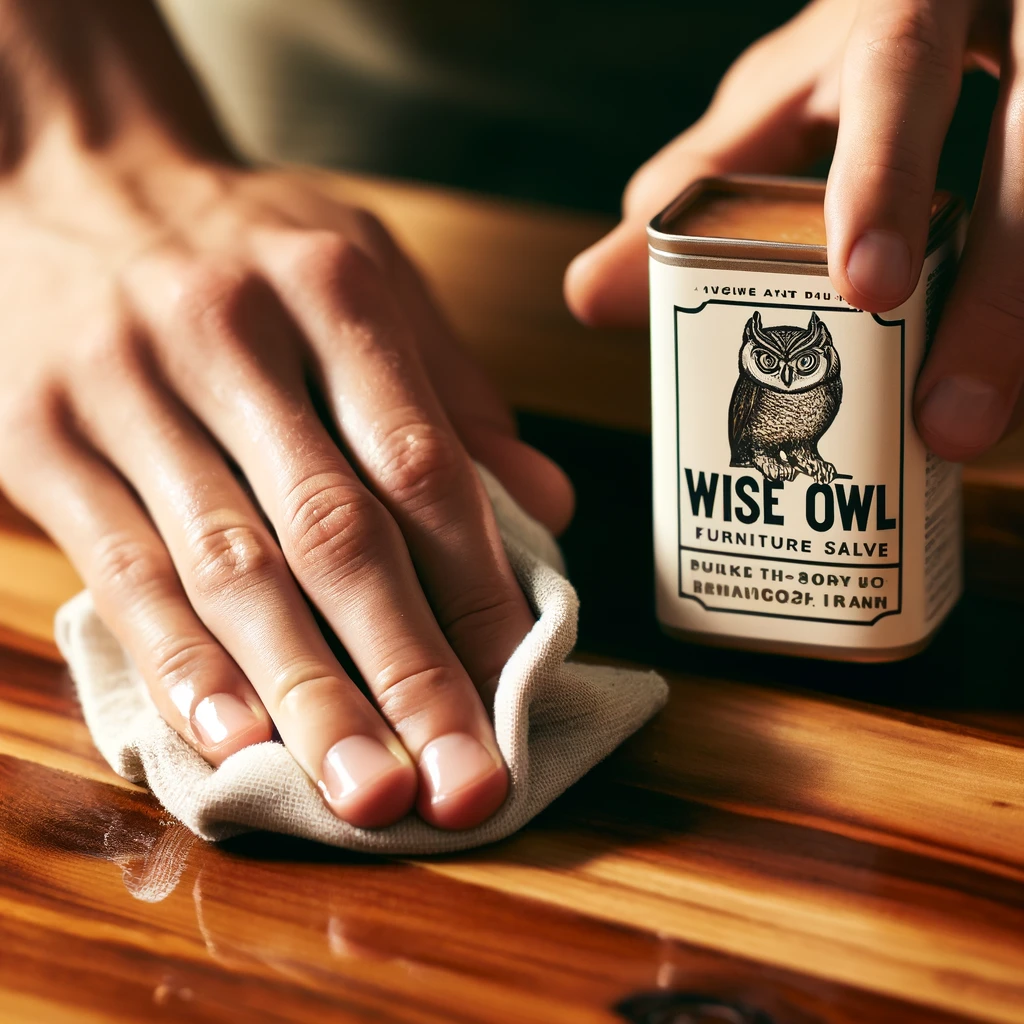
648 176 965 662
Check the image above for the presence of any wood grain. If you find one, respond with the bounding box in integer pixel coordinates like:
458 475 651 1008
2 173 1024 1024
614 670 1024 875
3 744 982 1024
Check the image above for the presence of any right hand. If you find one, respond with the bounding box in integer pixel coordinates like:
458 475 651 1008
566 0 1018 462
0 3 572 831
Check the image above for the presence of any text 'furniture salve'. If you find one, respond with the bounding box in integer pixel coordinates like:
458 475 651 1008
648 176 964 661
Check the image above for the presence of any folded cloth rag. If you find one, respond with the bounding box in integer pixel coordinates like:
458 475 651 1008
55 466 668 855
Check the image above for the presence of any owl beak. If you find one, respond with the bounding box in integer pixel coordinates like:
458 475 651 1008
781 364 794 386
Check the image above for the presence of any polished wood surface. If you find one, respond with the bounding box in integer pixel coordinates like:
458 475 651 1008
3 174 1024 1024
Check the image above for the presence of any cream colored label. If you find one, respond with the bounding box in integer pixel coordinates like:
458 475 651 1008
650 250 962 652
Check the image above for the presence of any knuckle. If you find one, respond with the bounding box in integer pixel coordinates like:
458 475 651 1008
439 585 528 684
714 26 790 100
727 30 782 79
172 261 260 341
0 381 61 450
348 208 399 267
622 160 662 218
287 230 379 296
186 517 279 600
854 150 931 200
76 321 146 383
273 666 351 719
374 664 457 721
371 419 464 512
148 633 224 696
283 475 390 577
92 532 171 600
861 9 957 83
439 586 524 643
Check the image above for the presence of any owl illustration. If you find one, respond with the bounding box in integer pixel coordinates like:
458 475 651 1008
728 311 842 484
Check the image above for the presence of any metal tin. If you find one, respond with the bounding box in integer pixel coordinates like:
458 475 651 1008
648 175 965 662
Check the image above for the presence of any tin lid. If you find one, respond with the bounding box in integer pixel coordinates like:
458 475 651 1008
647 175 963 263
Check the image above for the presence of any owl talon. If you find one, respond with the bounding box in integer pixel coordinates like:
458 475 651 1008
798 458 836 484
752 454 794 482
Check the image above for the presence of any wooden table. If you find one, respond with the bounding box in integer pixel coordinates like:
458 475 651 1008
3 174 1024 1024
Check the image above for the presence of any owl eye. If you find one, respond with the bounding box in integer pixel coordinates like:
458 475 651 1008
796 352 819 374
754 349 779 373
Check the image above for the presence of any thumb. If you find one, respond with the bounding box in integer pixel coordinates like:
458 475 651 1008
564 5 842 329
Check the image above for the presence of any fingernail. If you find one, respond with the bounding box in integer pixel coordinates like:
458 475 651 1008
919 376 1005 452
846 230 912 306
191 693 263 747
320 735 408 802
419 732 502 805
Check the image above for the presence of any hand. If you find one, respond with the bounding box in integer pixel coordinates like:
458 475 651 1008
565 0 1017 462
0 3 572 832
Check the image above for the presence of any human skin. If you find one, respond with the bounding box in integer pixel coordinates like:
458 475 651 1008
566 0 1019 465
0 0 575 830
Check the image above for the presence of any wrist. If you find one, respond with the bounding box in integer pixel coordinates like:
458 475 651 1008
0 0 233 183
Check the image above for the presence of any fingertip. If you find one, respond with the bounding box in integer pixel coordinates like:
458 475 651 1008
564 221 649 328
418 765 509 831
563 244 604 326
416 732 509 831
527 449 576 536
319 735 418 829
468 431 575 536
838 229 915 313
321 766 419 830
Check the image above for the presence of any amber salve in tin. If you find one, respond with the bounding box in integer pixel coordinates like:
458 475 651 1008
648 176 965 661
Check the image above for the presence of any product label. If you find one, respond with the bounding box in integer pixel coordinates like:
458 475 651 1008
673 296 904 625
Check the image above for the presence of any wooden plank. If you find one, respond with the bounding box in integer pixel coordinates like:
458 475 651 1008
614 669 1024 875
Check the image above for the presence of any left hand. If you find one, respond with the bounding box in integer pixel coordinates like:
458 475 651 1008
565 0 1017 462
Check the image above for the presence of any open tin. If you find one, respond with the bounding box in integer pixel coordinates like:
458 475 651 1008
648 176 965 661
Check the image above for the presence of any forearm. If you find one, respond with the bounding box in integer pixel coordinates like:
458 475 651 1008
0 0 232 177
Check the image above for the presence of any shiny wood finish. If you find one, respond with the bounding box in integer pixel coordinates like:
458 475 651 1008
0 656 1003 1024
3 174 1024 1024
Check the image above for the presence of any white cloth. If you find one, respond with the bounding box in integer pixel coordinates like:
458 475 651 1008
55 467 667 855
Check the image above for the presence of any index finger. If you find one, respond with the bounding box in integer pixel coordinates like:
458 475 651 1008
826 0 970 312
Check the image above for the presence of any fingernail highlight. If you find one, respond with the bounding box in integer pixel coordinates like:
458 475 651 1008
919 376 1005 452
419 732 502 805
191 693 262 747
167 681 195 718
846 230 912 306
321 735 407 802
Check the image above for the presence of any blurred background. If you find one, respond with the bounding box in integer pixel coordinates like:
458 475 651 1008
157 0 997 213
